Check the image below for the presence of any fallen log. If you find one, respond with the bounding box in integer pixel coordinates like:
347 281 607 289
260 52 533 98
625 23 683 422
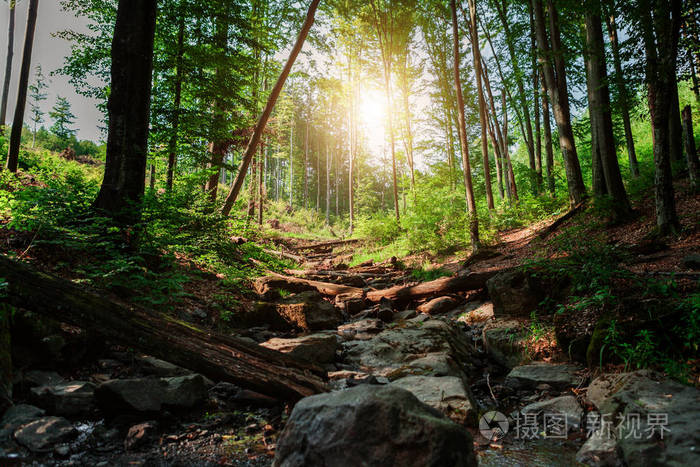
537 202 586 239
366 269 510 303
292 238 360 251
262 248 305 264
0 256 327 401
263 272 364 299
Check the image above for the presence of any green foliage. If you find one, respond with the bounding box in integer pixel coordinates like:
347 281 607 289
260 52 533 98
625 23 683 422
355 212 401 246
49 96 77 141
410 263 450 282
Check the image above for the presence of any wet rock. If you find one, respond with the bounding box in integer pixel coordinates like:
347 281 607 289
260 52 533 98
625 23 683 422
486 270 542 317
585 370 700 466
482 319 530 368
273 385 477 467
0 404 45 439
13 417 78 452
276 291 343 331
335 294 366 315
390 375 477 426
124 421 159 451
30 381 96 416
681 253 700 270
505 363 585 390
418 296 459 315
342 319 477 379
337 319 383 340
520 395 583 430
575 428 621 466
96 374 208 413
261 333 338 364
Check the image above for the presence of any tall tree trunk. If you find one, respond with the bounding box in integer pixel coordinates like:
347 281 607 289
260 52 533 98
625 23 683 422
167 18 185 191
533 0 586 205
304 119 309 209
605 4 639 177
258 138 264 226
6 0 38 172
530 3 543 193
0 1 15 132
584 34 606 197
586 7 631 219
326 141 330 224
451 0 479 251
468 0 494 210
668 77 683 163
541 69 555 195
480 59 505 201
682 105 699 192
503 91 518 200
221 0 320 217
247 154 257 218
289 121 294 208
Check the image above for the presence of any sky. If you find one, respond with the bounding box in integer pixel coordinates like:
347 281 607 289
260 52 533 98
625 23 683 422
0 1 103 143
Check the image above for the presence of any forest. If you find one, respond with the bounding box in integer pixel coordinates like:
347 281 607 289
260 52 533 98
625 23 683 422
0 0 698 465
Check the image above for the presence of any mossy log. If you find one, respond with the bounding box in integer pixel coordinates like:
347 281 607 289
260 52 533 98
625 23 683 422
0 256 328 401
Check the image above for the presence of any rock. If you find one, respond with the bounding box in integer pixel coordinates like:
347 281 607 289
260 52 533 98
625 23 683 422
276 291 343 331
681 253 700 270
486 270 542 317
395 309 417 320
261 333 339 364
338 319 384 340
505 363 585 390
136 355 190 377
482 319 530 368
390 376 477 426
335 294 366 315
95 374 208 412
0 404 45 439
342 319 477 379
520 395 583 430
254 276 315 300
273 385 477 467
417 297 459 315
13 417 78 452
30 381 96 416
208 382 279 409
586 370 700 466
575 428 621 466
23 370 65 388
124 421 158 451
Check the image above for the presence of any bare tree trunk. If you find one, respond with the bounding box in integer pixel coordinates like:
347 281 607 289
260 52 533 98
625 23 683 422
326 141 330 224
481 57 505 200
605 4 639 177
247 154 257 218
93 0 157 224
530 3 543 193
304 119 309 209
289 121 294 208
669 77 683 163
0 1 15 132
6 0 39 172
533 0 586 205
221 0 320 217
503 92 518 201
682 105 699 192
258 138 264 226
166 18 185 191
451 0 479 251
541 69 555 196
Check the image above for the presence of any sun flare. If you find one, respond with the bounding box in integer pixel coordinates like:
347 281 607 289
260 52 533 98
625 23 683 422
359 89 387 155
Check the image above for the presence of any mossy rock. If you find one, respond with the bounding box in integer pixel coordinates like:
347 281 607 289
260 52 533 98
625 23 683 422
586 317 612 368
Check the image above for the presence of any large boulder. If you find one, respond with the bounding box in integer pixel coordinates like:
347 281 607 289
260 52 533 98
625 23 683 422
520 395 583 430
486 270 543 317
390 375 477 426
273 385 477 467
276 291 343 331
13 416 78 452
505 363 585 390
482 319 530 368
30 381 96 416
342 319 477 379
95 374 208 413
582 371 700 466
417 297 459 315
261 333 338 364
0 404 45 439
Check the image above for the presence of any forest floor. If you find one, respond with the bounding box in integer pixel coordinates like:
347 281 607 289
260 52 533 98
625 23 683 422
1 174 699 465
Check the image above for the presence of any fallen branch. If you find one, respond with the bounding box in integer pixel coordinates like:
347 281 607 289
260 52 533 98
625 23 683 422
537 202 587 239
262 272 364 299
262 248 305 264
291 239 361 251
0 256 327 401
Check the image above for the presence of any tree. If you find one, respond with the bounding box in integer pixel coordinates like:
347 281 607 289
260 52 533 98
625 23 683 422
6 0 38 172
93 0 158 224
28 64 48 147
0 0 16 132
49 96 77 142
451 0 479 251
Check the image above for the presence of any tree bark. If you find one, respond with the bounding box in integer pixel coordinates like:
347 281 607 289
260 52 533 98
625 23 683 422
451 0 480 251
93 0 157 223
530 3 543 193
668 76 683 163
0 1 15 133
6 0 38 172
682 105 699 192
166 17 185 191
605 3 639 177
541 69 555 195
221 0 321 217
503 91 518 201
533 0 586 205
0 256 327 401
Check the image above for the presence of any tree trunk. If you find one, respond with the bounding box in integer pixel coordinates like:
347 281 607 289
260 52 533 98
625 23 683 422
530 3 543 193
0 2 15 132
221 0 321 217
451 0 479 251
605 4 639 177
586 7 632 219
668 77 683 163
533 0 586 205
93 0 156 223
682 105 699 192
0 256 327 401
503 92 518 201
258 137 265 226
325 141 330 224
468 0 494 210
6 0 38 172
167 18 185 191
541 71 555 195
304 119 309 209
289 121 294 208
247 154 257 218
